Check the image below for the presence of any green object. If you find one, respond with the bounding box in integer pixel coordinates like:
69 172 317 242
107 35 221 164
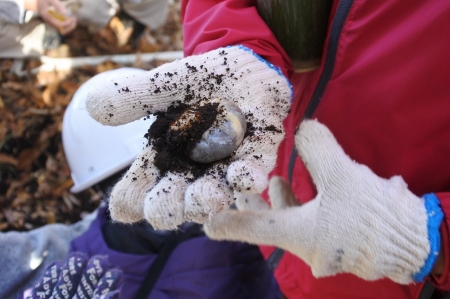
257 0 332 72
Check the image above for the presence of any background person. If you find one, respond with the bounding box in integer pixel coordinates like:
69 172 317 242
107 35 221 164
0 0 168 57
82 0 450 299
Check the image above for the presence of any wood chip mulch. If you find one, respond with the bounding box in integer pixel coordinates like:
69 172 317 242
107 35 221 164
0 0 182 232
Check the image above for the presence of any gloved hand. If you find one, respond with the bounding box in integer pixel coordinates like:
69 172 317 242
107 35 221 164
204 119 444 284
85 46 292 230
27 252 122 299
36 0 78 34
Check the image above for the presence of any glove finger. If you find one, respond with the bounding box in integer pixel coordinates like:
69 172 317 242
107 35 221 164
109 146 159 223
85 46 291 127
234 192 270 211
51 252 88 299
268 176 301 209
85 65 180 126
144 172 189 230
74 255 112 299
295 119 355 190
84 48 249 126
205 201 318 252
184 171 234 223
27 262 63 299
227 129 284 194
226 159 269 194
92 269 122 299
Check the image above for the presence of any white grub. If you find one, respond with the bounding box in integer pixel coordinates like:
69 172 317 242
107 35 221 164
170 98 247 163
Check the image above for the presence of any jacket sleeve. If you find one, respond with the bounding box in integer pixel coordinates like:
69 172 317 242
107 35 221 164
0 0 25 24
430 192 450 290
181 0 294 78
0 210 97 299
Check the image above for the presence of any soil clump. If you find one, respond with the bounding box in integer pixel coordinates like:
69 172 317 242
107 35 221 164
146 101 221 180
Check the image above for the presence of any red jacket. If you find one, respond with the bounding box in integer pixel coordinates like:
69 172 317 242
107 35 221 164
181 0 450 298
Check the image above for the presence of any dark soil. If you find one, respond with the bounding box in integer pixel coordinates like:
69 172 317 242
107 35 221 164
147 101 220 180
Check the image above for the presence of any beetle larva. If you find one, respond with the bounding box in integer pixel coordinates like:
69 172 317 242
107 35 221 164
168 98 247 163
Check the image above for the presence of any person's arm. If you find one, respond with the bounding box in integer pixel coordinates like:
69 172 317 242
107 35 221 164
181 0 294 78
83 1 295 231
25 0 77 34
204 120 446 286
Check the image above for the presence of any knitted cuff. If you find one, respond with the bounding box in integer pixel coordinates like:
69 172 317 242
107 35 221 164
232 45 294 101
413 193 444 282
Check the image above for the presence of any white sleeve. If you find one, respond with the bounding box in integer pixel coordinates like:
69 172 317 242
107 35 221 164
0 0 25 24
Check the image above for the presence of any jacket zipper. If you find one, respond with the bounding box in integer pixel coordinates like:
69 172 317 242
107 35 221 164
287 0 354 183
268 0 355 273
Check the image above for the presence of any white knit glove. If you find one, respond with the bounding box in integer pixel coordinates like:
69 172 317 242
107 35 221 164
205 119 443 284
85 46 292 230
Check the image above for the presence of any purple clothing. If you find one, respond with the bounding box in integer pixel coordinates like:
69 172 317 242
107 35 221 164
69 207 281 299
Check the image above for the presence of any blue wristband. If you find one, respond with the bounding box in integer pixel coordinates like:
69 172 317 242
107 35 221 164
229 45 294 101
412 193 444 282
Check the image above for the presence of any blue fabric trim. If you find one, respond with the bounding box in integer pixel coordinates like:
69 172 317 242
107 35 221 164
412 193 444 282
227 45 294 102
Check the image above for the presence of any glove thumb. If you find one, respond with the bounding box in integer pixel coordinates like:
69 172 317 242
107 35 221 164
268 176 301 209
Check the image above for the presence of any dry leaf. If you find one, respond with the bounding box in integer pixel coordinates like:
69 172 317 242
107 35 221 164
12 191 31 207
109 16 134 47
42 81 59 106
96 60 119 73
1 81 24 91
17 148 40 170
0 153 18 166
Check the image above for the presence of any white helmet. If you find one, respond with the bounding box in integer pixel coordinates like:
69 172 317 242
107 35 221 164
62 68 154 193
